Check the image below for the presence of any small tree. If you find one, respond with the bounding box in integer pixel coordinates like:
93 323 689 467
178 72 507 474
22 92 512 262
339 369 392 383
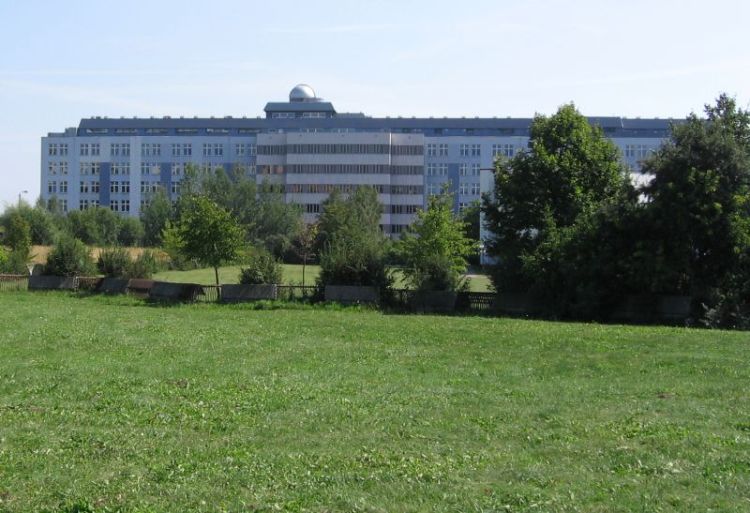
141 189 173 247
399 192 475 292
4 213 32 274
45 236 95 276
164 195 244 286
293 222 318 286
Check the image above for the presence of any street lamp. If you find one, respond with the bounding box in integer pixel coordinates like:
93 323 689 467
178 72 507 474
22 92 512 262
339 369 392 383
18 190 28 207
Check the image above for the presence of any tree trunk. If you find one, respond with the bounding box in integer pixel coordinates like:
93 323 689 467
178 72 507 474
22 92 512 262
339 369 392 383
214 266 221 301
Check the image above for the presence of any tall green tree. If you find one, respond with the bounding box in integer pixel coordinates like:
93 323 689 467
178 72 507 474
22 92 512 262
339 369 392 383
317 187 392 289
640 94 750 318
482 103 630 295
141 189 174 247
164 195 244 286
398 192 475 292
66 207 121 246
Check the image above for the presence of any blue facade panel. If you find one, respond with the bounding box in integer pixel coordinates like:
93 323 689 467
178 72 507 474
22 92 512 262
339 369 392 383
100 163 111 206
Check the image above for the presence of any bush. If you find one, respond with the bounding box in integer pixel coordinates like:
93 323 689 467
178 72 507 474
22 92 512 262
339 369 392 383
0 246 8 272
126 250 162 279
318 237 392 290
44 236 95 276
239 248 282 284
97 247 131 277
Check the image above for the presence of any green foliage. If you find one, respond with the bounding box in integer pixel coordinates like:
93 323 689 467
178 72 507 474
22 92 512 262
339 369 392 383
0 203 59 245
239 247 283 284
117 217 145 246
126 249 162 279
141 189 174 247
317 187 392 290
641 94 750 310
201 168 302 257
66 207 121 246
398 192 475 292
460 200 482 265
5 213 32 252
0 245 8 272
482 103 631 303
44 236 95 276
97 247 131 277
164 195 245 285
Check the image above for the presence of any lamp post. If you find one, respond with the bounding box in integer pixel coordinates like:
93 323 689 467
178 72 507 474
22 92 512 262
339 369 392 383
18 190 28 207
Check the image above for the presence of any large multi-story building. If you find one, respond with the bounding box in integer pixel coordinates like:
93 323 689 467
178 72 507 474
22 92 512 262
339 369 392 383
41 84 673 235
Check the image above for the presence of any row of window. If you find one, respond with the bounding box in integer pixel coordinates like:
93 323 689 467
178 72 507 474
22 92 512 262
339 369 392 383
426 183 480 196
48 142 257 158
302 204 421 215
624 144 655 158
284 164 422 175
286 184 423 195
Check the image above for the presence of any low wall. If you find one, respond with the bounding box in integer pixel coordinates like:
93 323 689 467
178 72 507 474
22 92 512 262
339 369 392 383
221 284 278 302
149 281 204 302
28 275 78 291
325 285 378 304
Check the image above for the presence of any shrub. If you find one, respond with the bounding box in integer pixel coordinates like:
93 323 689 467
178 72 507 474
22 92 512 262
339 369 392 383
44 236 95 276
0 246 8 272
318 237 392 290
239 248 282 284
126 249 162 279
97 247 131 277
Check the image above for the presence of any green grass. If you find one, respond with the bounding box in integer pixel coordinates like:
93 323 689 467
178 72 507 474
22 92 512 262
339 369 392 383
153 264 492 291
153 264 320 286
1 292 748 512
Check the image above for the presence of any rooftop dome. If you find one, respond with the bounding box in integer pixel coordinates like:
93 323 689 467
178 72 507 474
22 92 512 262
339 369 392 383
289 84 316 102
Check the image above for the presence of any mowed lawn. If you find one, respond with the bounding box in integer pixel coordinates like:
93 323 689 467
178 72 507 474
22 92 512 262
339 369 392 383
0 293 748 512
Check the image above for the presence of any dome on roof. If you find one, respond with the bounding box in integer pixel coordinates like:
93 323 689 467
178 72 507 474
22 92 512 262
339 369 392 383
289 84 316 102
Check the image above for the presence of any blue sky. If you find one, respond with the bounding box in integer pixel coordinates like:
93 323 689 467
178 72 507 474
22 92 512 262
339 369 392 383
1 0 748 208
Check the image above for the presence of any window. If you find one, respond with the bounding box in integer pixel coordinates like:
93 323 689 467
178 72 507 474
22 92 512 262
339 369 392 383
492 144 515 158
459 163 469 176
110 200 120 212
91 144 100 156
60 144 69 156
111 181 120 194
460 143 480 156
80 144 90 156
426 143 437 157
141 163 160 176
249 144 257 156
110 181 130 194
61 162 68 175
471 163 481 176
48 181 57 194
142 143 161 157
438 143 448 156
79 199 89 210
235 143 246 156
458 202 468 212
49 144 58 156
48 162 58 175
91 181 100 193
59 199 67 212
171 163 183 176
471 144 481 157
111 143 131 157
80 181 89 194
427 163 448 177
172 143 192 156
80 162 100 175
459 183 469 195
112 163 130 175
471 183 481 195
624 144 653 159
59 181 68 194
203 143 223 157
427 183 439 196
171 182 180 194
121 200 130 212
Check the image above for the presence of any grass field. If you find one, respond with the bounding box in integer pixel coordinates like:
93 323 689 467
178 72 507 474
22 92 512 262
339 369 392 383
0 292 748 512
153 264 493 292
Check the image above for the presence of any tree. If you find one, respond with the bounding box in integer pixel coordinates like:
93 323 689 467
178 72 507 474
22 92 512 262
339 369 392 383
317 187 392 290
640 94 750 319
141 189 173 247
4 213 33 274
164 195 244 286
66 207 120 246
44 235 96 276
118 217 145 246
0 203 59 245
398 192 475 292
459 200 481 265
482 103 630 295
